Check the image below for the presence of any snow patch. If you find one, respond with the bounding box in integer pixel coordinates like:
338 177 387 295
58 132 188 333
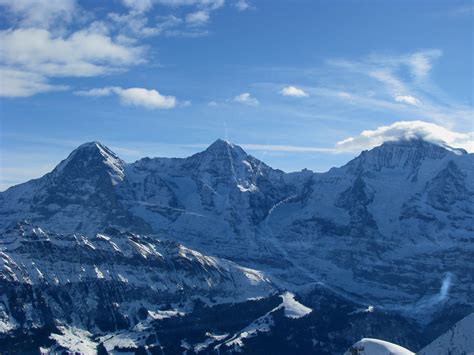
94 265 105 279
280 292 312 319
49 327 97 354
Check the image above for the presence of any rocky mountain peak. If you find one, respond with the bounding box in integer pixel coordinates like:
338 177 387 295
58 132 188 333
344 138 461 174
203 138 248 157
185 138 256 178
53 141 125 184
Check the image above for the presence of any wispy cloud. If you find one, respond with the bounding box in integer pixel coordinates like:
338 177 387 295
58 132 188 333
122 0 153 13
369 69 406 94
110 0 224 37
321 49 472 128
241 144 333 153
186 10 210 26
0 0 77 28
431 4 473 18
235 0 252 11
408 50 442 79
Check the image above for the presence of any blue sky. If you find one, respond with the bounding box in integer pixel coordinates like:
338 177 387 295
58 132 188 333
0 0 473 190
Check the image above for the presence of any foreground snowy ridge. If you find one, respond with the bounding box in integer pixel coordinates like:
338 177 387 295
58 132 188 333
346 312 474 355
344 338 414 355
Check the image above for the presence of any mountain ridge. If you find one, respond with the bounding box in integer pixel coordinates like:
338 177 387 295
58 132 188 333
1 137 473 353
1 138 473 309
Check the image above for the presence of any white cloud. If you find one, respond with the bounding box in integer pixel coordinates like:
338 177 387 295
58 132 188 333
120 87 176 109
0 0 226 97
280 86 309 97
394 95 420 106
0 28 143 97
233 92 259 106
0 68 68 97
185 10 210 25
235 0 251 11
335 121 474 153
0 28 143 77
208 100 218 106
75 86 177 109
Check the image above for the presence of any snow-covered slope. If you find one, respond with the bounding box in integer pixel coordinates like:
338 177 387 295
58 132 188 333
217 291 312 351
418 312 474 355
344 338 414 355
0 221 275 335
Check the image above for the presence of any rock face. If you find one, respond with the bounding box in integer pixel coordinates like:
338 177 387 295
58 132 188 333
0 138 473 353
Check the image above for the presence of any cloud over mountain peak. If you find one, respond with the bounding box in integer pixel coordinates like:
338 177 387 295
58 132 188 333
336 121 474 153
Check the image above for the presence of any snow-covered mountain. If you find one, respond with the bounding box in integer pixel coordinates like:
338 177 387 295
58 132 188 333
0 142 145 235
265 139 474 309
0 137 473 353
1 139 472 310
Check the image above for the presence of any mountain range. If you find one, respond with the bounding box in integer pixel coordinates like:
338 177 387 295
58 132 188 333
0 138 473 354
